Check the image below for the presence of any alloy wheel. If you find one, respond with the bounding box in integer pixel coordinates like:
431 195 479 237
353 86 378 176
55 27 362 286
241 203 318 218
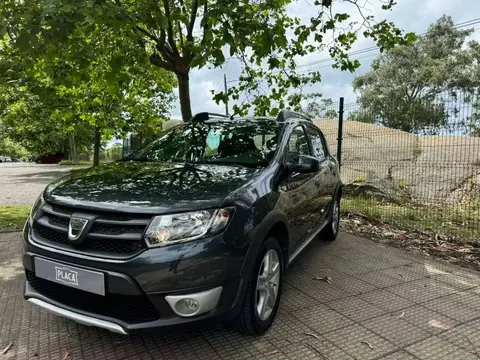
255 249 280 321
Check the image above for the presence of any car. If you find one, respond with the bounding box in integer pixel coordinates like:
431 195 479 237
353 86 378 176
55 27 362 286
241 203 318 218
34 153 65 164
22 110 342 336
0 155 12 162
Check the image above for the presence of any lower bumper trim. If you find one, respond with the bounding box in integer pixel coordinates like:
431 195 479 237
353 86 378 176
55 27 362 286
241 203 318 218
27 298 128 335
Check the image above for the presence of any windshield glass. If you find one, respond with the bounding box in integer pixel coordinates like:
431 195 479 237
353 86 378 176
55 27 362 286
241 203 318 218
132 120 281 167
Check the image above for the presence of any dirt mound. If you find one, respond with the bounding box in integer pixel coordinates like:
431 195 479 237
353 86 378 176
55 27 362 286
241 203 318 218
314 119 480 204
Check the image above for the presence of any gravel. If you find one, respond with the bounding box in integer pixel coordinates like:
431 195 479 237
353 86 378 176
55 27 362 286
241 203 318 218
0 163 72 206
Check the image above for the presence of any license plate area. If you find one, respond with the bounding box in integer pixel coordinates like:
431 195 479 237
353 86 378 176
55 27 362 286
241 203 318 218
34 257 105 296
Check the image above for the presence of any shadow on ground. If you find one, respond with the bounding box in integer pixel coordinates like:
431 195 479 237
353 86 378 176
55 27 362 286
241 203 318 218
1 231 480 360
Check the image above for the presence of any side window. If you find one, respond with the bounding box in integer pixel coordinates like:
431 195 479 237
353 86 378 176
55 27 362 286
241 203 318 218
305 126 326 160
286 126 310 163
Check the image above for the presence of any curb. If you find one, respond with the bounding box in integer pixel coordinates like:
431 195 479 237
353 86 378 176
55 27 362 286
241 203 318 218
0 229 23 233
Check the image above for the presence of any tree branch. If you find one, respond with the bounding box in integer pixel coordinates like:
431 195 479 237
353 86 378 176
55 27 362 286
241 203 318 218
187 0 199 41
177 21 185 53
178 0 186 12
155 29 175 62
150 53 175 72
201 1 208 45
135 25 159 43
163 0 180 56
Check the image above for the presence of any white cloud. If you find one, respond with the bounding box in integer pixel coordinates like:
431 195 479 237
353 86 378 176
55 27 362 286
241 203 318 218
171 0 480 117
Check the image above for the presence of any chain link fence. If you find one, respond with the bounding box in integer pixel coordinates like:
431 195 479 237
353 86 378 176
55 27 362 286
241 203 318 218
314 91 480 253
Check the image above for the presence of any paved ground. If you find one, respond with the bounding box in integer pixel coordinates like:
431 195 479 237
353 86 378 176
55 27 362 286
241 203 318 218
2 231 480 360
0 164 72 205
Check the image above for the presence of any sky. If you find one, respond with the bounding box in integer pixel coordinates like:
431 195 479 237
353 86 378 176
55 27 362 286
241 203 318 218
169 0 480 119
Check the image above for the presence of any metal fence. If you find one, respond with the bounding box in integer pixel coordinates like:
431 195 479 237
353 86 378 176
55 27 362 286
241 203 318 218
314 91 480 247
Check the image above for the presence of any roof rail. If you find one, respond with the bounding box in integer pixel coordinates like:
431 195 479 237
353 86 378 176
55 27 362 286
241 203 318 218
190 112 233 122
275 110 312 123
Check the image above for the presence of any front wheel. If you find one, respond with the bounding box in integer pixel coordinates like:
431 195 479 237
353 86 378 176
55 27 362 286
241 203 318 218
320 196 340 241
233 237 283 335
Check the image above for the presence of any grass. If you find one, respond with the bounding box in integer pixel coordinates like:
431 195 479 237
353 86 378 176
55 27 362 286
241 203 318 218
353 175 367 183
59 160 93 166
341 195 480 240
69 166 90 174
0 205 31 231
59 160 112 166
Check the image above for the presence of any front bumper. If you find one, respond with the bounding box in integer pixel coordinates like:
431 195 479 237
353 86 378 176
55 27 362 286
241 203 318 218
22 225 249 334
27 297 128 335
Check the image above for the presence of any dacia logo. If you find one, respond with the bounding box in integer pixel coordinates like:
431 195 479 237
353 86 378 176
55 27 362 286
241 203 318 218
68 217 89 242
55 266 79 286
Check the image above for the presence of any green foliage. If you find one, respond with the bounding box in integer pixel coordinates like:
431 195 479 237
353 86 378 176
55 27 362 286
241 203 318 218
0 137 30 158
0 10 177 158
354 175 367 183
353 15 480 134
0 0 415 122
289 93 337 119
347 110 374 123
466 43 480 136
104 143 123 162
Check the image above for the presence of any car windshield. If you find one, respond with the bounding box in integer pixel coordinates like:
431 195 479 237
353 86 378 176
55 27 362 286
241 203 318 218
131 120 282 167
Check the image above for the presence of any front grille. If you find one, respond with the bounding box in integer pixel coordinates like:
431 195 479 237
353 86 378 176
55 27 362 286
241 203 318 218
37 226 70 245
48 214 69 227
26 270 159 323
31 202 152 258
36 226 146 255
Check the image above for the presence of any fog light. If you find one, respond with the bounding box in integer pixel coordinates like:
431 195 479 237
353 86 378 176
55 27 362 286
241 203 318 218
165 287 223 318
185 299 199 311
175 298 200 315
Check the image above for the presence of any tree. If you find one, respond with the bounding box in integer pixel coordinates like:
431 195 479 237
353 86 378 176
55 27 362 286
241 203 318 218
296 93 338 119
1 0 416 122
353 15 480 134
0 136 30 159
0 27 176 164
466 42 480 136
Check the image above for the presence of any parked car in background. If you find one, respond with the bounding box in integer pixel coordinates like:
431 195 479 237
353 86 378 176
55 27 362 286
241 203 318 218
23 110 342 336
0 156 12 162
34 153 65 164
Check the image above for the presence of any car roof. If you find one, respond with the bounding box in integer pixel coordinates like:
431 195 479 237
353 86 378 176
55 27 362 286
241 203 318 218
192 110 314 127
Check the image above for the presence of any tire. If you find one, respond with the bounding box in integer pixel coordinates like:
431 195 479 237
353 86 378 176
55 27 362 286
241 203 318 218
320 195 341 241
233 237 283 335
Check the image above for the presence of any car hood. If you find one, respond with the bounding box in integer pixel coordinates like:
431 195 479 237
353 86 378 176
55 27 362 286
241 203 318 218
44 162 261 213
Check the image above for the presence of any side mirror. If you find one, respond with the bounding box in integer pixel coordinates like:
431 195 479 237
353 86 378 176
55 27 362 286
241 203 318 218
287 155 320 174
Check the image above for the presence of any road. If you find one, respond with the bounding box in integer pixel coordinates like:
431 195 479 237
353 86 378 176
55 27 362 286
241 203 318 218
0 163 72 206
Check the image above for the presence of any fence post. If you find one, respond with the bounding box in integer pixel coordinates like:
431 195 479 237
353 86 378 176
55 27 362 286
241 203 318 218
337 97 344 169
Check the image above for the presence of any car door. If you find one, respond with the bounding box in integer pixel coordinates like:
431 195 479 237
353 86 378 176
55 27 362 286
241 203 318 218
304 124 337 231
277 125 320 252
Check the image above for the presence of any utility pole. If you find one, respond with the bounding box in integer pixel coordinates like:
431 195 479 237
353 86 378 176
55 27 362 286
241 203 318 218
224 74 229 116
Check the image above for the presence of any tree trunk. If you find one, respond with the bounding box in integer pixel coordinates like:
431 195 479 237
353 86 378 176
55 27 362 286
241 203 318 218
68 133 77 161
177 72 192 121
71 134 77 161
93 127 101 166
68 134 73 161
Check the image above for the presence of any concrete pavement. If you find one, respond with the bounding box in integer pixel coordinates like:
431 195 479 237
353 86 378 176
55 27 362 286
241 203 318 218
1 231 480 359
0 163 72 206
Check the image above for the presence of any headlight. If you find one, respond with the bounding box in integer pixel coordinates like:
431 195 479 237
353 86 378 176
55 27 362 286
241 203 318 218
30 193 44 220
144 208 234 248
